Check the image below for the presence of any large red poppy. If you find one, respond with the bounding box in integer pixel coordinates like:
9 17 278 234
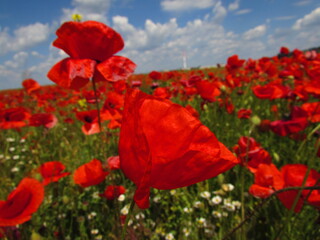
119 88 239 209
38 161 70 186
73 159 109 188
0 178 44 226
47 21 136 89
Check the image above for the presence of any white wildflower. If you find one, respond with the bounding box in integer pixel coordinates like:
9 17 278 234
200 191 211 199
211 195 222 205
118 194 125 202
212 211 222 218
165 233 175 240
6 138 15 142
222 183 234 192
120 205 129 215
11 167 19 172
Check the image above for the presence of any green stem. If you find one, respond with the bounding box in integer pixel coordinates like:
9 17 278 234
222 186 320 240
295 123 320 158
121 198 135 240
239 125 255 240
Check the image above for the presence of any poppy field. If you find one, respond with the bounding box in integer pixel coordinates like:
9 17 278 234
1 20 320 240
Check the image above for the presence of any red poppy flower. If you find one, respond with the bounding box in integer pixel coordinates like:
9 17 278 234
38 161 70 186
101 185 126 200
280 46 290 55
0 107 31 129
195 80 221 102
106 156 120 170
76 110 100 135
47 21 136 89
269 107 308 137
249 163 284 198
233 137 272 173
237 109 252 119
102 91 124 111
301 102 320 123
0 178 44 226
29 113 58 129
22 78 41 94
119 88 239 209
226 55 245 72
73 159 109 188
249 163 320 212
278 164 320 212
153 87 171 99
252 83 288 100
148 71 162 80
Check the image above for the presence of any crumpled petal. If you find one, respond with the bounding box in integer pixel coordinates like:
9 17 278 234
95 56 136 82
47 58 96 90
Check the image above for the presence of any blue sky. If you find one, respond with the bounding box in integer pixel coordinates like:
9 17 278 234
0 0 320 89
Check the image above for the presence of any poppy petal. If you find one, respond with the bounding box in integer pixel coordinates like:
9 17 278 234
95 56 136 82
47 58 96 90
119 89 239 209
53 21 124 61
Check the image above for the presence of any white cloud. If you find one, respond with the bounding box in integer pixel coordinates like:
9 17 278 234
112 14 255 73
161 0 215 11
4 51 28 69
235 9 251 15
243 24 267 40
292 7 320 30
61 0 111 23
212 1 227 23
293 0 313 6
228 0 240 11
0 23 50 56
0 45 65 89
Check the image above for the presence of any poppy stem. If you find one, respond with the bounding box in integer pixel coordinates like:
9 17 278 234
91 78 102 132
121 198 135 240
295 123 320 157
240 125 255 239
